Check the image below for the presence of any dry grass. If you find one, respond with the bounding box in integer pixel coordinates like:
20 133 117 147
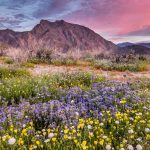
6 48 30 63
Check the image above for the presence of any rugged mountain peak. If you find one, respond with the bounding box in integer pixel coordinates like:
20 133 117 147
0 19 119 54
40 19 50 24
55 20 65 24
0 28 14 33
38 19 66 27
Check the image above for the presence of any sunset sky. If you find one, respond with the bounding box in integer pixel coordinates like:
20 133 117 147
0 0 150 43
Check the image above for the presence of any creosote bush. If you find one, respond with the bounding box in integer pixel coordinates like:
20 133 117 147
35 48 53 63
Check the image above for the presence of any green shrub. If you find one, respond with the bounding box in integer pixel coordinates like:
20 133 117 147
92 59 148 72
21 62 35 68
35 48 53 63
4 57 14 64
92 59 113 71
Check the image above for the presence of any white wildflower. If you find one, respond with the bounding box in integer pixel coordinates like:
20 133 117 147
102 135 107 139
127 145 134 150
145 128 150 133
136 144 142 150
100 123 104 126
22 124 26 128
115 121 119 124
8 137 16 145
48 133 54 138
89 132 93 136
71 100 74 103
130 117 134 121
128 129 134 134
33 145 37 149
2 136 6 140
106 144 111 150
87 125 92 129
42 129 46 132
44 139 50 143
75 112 79 116
136 138 142 141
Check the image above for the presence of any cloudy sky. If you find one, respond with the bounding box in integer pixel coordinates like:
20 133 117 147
0 0 150 43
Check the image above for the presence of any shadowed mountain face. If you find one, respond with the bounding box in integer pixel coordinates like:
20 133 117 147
120 45 150 55
118 42 150 55
0 20 118 54
137 43 150 48
117 42 134 47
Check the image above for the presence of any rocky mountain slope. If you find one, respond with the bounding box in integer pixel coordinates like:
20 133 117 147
0 20 118 54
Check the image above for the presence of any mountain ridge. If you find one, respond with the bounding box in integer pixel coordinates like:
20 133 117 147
117 42 150 55
0 20 118 55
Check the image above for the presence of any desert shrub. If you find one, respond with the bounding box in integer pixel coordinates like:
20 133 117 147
21 62 35 68
51 59 62 66
80 53 95 63
28 58 43 64
93 59 113 70
51 58 77 66
94 53 105 59
138 55 147 61
29 48 53 64
92 59 148 72
6 48 29 63
4 57 14 64
63 58 77 66
0 43 8 56
35 48 53 63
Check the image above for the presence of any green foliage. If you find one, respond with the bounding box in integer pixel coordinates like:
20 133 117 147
51 72 104 88
0 72 105 104
51 58 77 66
0 67 30 79
35 48 53 63
21 62 35 68
92 59 148 72
4 57 14 64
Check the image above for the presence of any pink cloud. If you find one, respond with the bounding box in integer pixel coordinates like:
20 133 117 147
1 0 150 42
64 0 150 37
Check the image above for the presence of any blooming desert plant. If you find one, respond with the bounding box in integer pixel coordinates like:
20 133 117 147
0 72 150 149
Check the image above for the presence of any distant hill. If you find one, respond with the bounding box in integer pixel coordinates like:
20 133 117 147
117 42 150 55
0 20 118 55
137 42 150 48
117 42 134 47
121 45 150 55
118 42 150 49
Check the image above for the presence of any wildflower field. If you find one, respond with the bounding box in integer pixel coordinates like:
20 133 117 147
0 70 150 150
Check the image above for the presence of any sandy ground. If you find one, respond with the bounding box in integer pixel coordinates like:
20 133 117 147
28 64 150 81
